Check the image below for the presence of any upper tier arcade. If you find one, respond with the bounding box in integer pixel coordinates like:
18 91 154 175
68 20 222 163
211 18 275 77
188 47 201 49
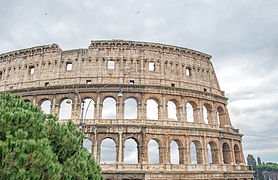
0 40 223 97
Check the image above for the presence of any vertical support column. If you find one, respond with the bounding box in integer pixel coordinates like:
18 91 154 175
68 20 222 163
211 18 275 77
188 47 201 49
230 139 236 164
51 95 57 115
177 104 183 122
160 95 167 120
117 96 123 119
140 127 147 164
219 139 224 165
239 142 246 164
204 137 208 164
193 106 201 124
96 95 101 119
179 147 186 164
207 109 213 125
118 132 123 163
165 135 170 164
73 94 79 124
93 127 98 159
54 97 60 118
181 101 186 122
186 136 190 164
199 104 204 124
211 106 218 125
97 138 101 163
159 146 166 164
196 147 204 164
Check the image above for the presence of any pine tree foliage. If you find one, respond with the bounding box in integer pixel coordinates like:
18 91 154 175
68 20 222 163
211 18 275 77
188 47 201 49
0 93 103 179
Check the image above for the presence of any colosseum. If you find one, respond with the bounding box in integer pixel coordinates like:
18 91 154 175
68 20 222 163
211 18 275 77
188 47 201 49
0 40 253 179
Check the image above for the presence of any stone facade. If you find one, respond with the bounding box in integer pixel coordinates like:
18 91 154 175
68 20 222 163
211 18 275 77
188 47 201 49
0 40 253 179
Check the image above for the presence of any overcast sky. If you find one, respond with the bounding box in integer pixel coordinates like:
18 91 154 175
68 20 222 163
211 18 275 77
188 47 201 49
1 0 277 163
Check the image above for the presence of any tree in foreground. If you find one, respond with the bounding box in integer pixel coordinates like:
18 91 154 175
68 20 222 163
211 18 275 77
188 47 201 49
0 93 103 179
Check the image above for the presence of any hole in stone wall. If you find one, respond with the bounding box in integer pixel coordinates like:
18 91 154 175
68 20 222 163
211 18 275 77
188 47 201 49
66 62 72 71
148 139 159 164
107 60 115 69
102 97 116 119
124 139 138 164
40 100 51 114
148 62 155 71
167 101 177 120
83 138 92 153
86 80 92 84
83 98 94 119
170 141 179 164
186 103 194 122
124 98 137 119
29 66 35 75
185 67 191 76
59 99 72 120
146 99 158 120
100 138 116 164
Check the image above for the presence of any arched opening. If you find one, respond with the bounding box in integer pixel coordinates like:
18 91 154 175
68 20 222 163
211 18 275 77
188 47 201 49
203 106 208 124
234 144 241 164
83 98 94 119
146 99 158 120
186 103 194 122
102 97 116 119
24 99 31 103
190 142 197 164
100 138 116 164
207 144 212 164
124 98 137 119
190 141 203 164
148 139 160 164
167 101 177 120
208 141 219 164
217 106 226 126
40 99 51 114
223 143 231 164
59 99 72 120
83 138 92 153
124 138 138 164
170 141 179 164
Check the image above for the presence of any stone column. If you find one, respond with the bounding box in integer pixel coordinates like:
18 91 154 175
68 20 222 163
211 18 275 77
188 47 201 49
204 137 209 164
219 139 224 165
118 132 123 163
160 95 167 120
211 106 218 125
117 96 124 119
51 95 57 115
177 105 183 122
93 128 98 159
159 146 166 164
96 95 101 119
193 106 201 124
165 136 170 164
179 147 186 164
230 140 236 164
239 142 245 164
185 136 190 164
73 94 79 124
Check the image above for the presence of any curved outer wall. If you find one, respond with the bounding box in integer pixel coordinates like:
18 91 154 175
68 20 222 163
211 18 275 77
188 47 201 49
0 40 253 179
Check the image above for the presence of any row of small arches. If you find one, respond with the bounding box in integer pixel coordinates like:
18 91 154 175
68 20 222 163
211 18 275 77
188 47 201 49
85 138 242 165
39 96 227 125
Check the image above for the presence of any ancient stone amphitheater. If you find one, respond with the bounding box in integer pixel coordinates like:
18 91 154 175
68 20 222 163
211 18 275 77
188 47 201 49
0 40 253 179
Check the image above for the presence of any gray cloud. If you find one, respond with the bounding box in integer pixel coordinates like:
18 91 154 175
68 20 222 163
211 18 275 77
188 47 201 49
1 0 278 163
